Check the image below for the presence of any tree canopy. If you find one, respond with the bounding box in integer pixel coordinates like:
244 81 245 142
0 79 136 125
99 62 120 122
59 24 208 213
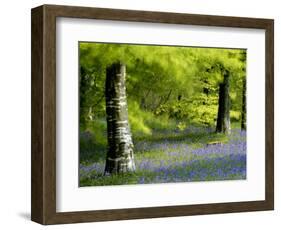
79 42 246 135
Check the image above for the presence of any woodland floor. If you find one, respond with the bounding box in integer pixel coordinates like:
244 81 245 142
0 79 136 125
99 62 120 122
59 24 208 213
79 125 246 187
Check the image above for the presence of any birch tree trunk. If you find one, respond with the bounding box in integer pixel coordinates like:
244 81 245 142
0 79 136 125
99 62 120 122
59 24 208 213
104 62 136 175
216 70 231 134
241 77 246 130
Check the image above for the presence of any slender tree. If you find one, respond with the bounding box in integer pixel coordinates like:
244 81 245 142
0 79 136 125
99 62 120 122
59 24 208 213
241 77 246 130
240 51 247 130
104 62 136 175
216 70 231 134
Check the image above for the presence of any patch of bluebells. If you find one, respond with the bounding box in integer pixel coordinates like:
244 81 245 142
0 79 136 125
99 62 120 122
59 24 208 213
183 126 214 135
80 162 104 179
80 127 247 185
134 154 246 184
192 140 246 156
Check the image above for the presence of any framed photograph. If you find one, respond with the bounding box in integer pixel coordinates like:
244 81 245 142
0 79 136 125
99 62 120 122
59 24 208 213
31 4 274 225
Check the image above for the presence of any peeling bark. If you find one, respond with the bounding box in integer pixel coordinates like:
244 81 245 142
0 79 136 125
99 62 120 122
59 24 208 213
104 62 135 175
216 70 231 134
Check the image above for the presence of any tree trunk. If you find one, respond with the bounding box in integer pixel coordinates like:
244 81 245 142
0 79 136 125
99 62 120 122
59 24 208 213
104 62 136 175
216 70 231 134
241 77 246 130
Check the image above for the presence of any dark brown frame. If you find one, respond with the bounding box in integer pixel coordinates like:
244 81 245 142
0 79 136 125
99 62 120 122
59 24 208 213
31 4 274 225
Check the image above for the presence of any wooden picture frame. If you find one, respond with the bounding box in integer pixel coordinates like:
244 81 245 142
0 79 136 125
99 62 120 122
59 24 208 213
31 4 274 225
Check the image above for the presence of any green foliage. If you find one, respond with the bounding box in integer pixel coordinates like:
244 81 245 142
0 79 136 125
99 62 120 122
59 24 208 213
79 119 107 164
230 110 241 122
128 101 176 137
177 121 187 131
128 101 152 135
79 42 247 149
